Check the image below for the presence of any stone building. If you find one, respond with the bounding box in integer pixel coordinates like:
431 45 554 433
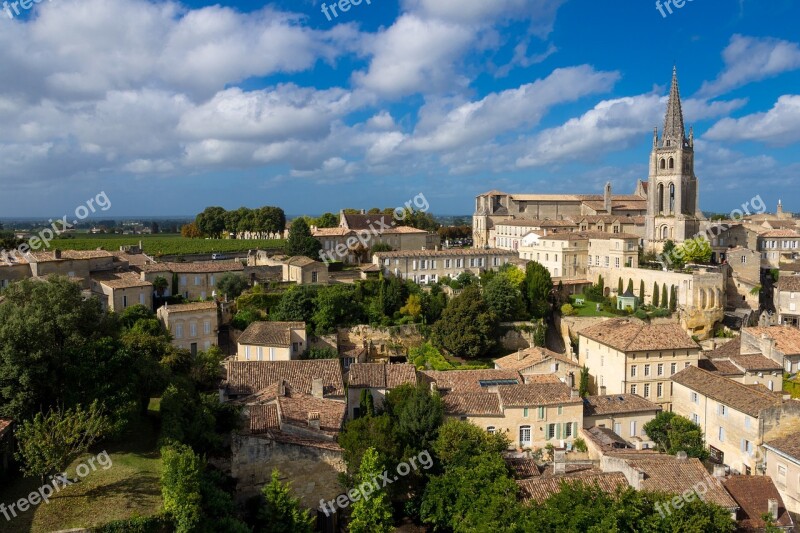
493 346 582 387
373 248 518 284
141 260 245 301
671 365 800 475
578 318 701 410
236 321 307 361
91 271 153 312
346 363 418 419
157 301 219 353
775 274 800 328
763 433 800 514
582 394 661 448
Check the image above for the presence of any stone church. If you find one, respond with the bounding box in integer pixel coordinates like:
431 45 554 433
473 67 704 253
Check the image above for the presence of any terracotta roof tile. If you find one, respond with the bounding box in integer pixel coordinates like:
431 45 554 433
249 404 280 434
729 353 783 372
517 472 629 504
374 249 517 259
226 360 344 397
703 338 742 358
777 275 800 292
671 366 781 418
761 229 800 238
722 475 793 530
497 382 581 407
0 418 12 438
698 358 744 376
494 347 579 372
141 260 244 273
506 457 542 479
238 321 305 347
583 394 661 417
743 326 800 355
420 369 522 393
580 318 698 352
92 271 153 289
607 453 737 509
161 301 218 313
441 391 502 416
764 431 800 461
275 386 346 436
348 363 417 389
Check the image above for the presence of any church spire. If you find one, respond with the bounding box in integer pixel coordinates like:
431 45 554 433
662 66 686 146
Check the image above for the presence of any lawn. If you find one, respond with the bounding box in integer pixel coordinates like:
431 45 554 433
48 234 284 256
567 296 618 318
0 408 163 533
783 375 800 399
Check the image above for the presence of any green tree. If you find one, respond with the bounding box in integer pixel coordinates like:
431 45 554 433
430 285 498 358
216 272 249 299
371 242 393 253
195 206 227 238
653 282 660 307
285 218 322 259
643 411 708 459
524 261 553 318
579 366 590 398
384 384 444 457
670 285 678 312
626 279 634 295
15 401 111 482
661 284 668 309
120 304 155 329
618 277 623 294
560 303 576 316
313 212 339 228
359 389 375 417
484 274 526 322
152 275 169 297
349 448 395 533
338 414 401 477
271 286 318 323
400 293 422 319
640 279 646 300
161 443 204 533
312 285 362 334
677 237 713 264
256 470 314 533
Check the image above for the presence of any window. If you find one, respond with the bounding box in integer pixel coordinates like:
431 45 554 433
537 406 545 420
122 295 128 308
718 427 725 442
741 439 753 456
487 426 496 434
685 362 691 368
657 363 664 376
244 345 250 360
657 383 663 397
557 405 563 415
548 424 556 439
741 255 747 264
691 413 699 424
644 384 650 398
210 275 215 286
189 323 197 337
644 364 651 377
269 347 276 361
180 275 187 286
744 416 751 430
604 256 609 267
139 294 145 305
691 392 698 404
778 464 787 485
630 421 637 437
630 384 637 395
630 365 637 377
520 426 531 445
204 321 211 334
523 407 529 418
718 404 727 417
565 423 573 438
175 324 183 339
614 422 622 435
257 347 264 361
670 362 677 375
194 276 201 286
312 271 318 283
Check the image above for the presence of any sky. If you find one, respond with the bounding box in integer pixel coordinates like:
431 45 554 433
0 0 799 218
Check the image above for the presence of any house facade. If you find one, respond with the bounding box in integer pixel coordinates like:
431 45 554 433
141 260 245 300
763 434 800 514
157 301 219 353
237 321 307 361
578 318 701 410
346 363 418 419
373 248 519 283
91 272 153 311
582 394 661 448
775 275 800 328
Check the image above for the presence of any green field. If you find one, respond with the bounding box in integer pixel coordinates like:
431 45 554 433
568 296 618 318
0 411 163 533
49 234 284 256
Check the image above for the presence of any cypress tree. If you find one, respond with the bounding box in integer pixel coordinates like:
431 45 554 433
653 282 660 307
618 277 623 294
640 279 645 300
669 286 677 312
626 279 634 295
661 285 668 308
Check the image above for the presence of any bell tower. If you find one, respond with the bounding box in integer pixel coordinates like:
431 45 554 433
645 67 703 252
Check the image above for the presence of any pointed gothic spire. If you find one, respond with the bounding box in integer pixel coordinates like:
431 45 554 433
662 66 686 146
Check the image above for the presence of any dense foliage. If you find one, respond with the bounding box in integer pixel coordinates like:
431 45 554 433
285 217 322 259
431 285 498 358
643 411 709 460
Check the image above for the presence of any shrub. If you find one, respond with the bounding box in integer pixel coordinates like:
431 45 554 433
560 303 576 316
94 515 173 533
572 438 588 453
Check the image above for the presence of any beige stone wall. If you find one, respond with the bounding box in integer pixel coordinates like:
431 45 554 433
158 307 219 352
0 263 32 288
95 284 153 312
578 338 627 396
672 381 761 474
764 447 800 514
374 250 517 283
584 411 659 444
237 343 292 361
231 435 345 508
337 324 424 361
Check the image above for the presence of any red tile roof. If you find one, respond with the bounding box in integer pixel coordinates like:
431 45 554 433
238 321 305 347
671 365 781 418
420 369 522 393
226 360 344 397
517 472 629 504
580 318 698 352
583 394 661 417
723 475 793 531
441 392 502 416
347 363 417 389
497 382 581 408
493 347 578 372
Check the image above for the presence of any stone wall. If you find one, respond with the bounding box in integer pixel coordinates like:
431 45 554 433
337 324 424 360
231 435 346 508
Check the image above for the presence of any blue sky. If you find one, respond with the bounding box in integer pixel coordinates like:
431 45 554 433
0 0 799 218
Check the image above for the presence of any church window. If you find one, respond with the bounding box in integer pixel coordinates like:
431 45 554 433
657 184 664 213
669 157 674 169
669 183 675 214
660 159 666 170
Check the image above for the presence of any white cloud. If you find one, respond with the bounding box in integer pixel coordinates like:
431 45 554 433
704 95 800 146
698 35 800 97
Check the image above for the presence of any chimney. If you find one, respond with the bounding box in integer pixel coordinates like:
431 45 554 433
54 249 62 259
279 380 286 397
430 381 438 393
768 498 779 521
676 451 688 461
571 388 579 399
517 349 524 361
713 464 727 479
311 378 324 399
553 449 566 474
604 182 612 214
599 386 607 395
308 411 321 431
